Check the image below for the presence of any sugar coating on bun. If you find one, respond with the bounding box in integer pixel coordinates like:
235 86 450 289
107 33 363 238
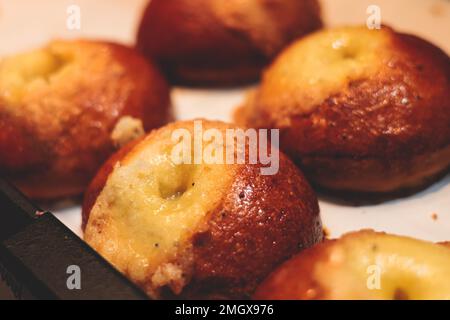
84 120 322 299
255 230 450 300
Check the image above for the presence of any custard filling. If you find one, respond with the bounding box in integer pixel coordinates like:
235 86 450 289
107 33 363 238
84 129 236 294
0 46 73 104
315 233 450 299
257 26 394 120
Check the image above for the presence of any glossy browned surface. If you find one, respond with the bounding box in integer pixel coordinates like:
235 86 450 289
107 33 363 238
136 0 322 86
83 120 322 299
254 231 450 300
0 40 171 199
254 237 331 300
184 154 322 299
239 28 450 194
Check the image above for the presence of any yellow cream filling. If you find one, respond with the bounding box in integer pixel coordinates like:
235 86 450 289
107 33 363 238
258 26 393 121
316 233 450 300
85 130 234 287
0 46 72 104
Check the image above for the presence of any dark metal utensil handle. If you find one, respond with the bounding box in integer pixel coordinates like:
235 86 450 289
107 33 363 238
0 178 147 300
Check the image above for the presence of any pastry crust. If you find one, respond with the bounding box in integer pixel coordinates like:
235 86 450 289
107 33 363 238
0 40 171 199
136 0 322 86
236 26 450 194
254 230 450 300
83 120 322 299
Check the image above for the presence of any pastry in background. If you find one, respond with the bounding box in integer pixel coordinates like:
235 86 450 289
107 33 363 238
236 26 450 195
255 230 450 300
83 119 322 299
0 40 171 199
137 0 322 86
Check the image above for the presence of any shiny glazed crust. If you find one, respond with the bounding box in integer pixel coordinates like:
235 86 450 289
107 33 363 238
83 120 322 299
254 230 450 300
0 40 171 199
236 26 450 194
136 0 322 86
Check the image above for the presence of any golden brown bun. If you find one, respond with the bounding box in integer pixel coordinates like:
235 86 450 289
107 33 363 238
137 0 322 86
0 40 171 199
254 230 450 300
440 242 450 248
236 26 450 195
82 120 322 299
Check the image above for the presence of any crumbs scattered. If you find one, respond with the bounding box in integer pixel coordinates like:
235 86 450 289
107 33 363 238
431 212 439 221
35 210 45 217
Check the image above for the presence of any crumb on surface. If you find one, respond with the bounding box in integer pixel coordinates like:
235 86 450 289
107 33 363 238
323 227 330 239
35 210 45 217
151 263 187 295
110 116 145 148
431 212 438 221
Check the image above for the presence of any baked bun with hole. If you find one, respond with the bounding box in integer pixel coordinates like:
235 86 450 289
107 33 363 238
136 0 322 86
82 119 322 299
0 40 171 199
254 230 450 300
236 25 450 195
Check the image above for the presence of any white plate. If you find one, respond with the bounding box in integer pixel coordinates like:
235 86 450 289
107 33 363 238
1 0 449 242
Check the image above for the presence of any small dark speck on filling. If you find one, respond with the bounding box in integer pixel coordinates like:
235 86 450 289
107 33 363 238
192 182 195 186
372 244 378 252
239 191 245 199
154 243 159 248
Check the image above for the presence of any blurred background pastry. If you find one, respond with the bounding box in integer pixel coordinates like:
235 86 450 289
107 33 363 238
0 40 171 199
137 0 322 86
